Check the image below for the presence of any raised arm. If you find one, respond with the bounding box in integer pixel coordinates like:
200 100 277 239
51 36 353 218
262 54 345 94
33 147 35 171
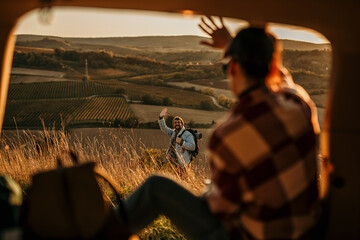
158 108 173 136
198 16 233 49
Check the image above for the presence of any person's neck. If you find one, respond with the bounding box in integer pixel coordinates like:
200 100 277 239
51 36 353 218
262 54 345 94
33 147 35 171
237 81 266 99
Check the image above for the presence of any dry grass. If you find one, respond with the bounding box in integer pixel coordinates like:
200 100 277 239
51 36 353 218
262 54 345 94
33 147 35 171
0 128 210 239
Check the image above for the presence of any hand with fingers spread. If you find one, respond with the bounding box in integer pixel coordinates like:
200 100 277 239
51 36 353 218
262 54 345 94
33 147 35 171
159 108 168 118
198 16 233 49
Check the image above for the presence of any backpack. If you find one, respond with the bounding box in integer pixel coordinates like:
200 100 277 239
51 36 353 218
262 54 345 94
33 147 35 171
21 150 134 240
179 129 202 160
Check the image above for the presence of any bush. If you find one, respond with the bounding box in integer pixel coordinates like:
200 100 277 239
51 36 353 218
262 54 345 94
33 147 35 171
217 94 236 109
139 121 159 129
122 117 139 128
115 88 126 95
162 97 172 106
187 120 196 128
202 87 215 96
141 94 162 105
200 100 214 110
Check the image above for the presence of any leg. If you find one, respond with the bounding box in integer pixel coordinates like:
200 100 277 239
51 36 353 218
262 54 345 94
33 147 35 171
123 175 229 240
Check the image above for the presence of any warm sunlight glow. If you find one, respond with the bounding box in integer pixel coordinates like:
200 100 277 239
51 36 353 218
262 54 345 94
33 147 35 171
14 8 329 44
180 10 195 16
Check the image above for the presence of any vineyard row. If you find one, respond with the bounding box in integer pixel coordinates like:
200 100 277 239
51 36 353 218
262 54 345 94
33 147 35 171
4 96 134 129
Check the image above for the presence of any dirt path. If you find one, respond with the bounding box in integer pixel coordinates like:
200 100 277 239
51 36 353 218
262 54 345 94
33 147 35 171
209 96 226 110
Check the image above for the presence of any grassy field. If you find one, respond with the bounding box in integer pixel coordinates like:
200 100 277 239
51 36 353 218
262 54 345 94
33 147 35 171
168 81 234 99
11 68 65 78
0 128 210 239
94 80 218 109
130 104 226 124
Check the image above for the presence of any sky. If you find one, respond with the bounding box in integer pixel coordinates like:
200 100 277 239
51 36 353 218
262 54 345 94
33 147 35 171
14 7 329 44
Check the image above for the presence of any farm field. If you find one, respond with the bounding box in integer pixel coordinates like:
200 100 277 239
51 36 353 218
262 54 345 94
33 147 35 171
14 46 54 53
73 96 134 122
4 96 134 129
10 75 77 84
11 68 65 78
129 104 226 123
4 98 86 128
190 78 230 90
168 81 234 99
94 80 218 109
7 81 116 99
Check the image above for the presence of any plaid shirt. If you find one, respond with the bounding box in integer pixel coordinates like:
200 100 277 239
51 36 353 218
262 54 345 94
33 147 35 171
205 84 321 239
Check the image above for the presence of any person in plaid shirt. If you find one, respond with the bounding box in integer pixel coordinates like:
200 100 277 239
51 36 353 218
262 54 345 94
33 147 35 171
201 19 322 239
117 24 321 240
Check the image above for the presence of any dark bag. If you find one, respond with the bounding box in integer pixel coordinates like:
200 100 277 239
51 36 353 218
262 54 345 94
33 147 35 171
179 129 202 160
21 151 135 240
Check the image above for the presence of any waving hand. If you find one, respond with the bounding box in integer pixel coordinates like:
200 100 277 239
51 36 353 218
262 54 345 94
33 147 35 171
198 16 233 49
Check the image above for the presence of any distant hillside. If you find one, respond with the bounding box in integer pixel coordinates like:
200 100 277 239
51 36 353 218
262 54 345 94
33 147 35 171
16 34 331 52
16 37 72 49
282 39 331 51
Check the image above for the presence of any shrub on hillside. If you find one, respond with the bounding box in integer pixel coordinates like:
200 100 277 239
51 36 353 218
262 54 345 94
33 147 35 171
139 121 159 129
183 86 201 93
141 94 162 105
187 120 196 128
123 117 140 128
162 97 173 106
217 94 236 109
202 87 215 96
200 100 215 110
12 51 62 70
115 87 126 95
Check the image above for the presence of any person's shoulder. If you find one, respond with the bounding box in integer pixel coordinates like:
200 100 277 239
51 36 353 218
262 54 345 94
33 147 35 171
182 129 194 137
276 84 312 106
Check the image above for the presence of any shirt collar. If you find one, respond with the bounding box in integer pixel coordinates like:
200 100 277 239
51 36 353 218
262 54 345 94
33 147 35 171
237 82 267 99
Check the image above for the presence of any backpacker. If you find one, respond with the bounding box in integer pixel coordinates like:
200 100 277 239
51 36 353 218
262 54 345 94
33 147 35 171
179 129 202 160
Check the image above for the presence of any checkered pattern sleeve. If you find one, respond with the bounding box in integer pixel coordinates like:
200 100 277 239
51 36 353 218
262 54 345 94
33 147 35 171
205 88 321 239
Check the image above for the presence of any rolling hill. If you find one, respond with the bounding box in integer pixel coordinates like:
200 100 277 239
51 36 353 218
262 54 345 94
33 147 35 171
16 34 331 52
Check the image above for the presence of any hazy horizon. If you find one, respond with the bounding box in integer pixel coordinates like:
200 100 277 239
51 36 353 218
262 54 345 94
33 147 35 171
14 33 330 45
14 8 330 44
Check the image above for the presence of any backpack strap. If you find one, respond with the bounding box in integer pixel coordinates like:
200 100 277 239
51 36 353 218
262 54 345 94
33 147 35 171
178 129 188 138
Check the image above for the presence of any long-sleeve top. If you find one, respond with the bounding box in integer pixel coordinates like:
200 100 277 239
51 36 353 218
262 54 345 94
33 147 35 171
205 84 322 239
